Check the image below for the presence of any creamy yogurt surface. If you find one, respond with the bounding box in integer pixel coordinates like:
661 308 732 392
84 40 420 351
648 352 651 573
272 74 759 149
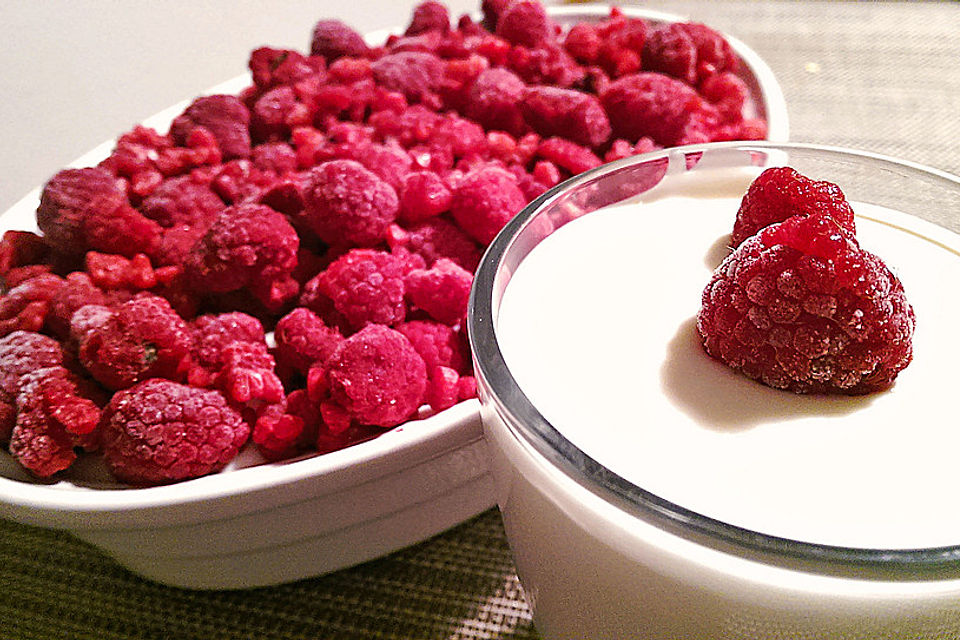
496 172 960 550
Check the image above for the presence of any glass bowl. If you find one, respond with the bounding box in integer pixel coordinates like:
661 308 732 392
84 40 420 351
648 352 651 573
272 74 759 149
469 142 960 639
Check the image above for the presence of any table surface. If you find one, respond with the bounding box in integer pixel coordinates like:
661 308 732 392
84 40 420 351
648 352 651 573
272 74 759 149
1 1 958 638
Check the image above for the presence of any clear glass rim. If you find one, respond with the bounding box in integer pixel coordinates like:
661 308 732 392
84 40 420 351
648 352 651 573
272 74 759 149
468 140 960 573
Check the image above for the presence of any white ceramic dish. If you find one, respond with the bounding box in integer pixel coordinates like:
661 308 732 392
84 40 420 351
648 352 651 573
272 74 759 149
0 5 787 590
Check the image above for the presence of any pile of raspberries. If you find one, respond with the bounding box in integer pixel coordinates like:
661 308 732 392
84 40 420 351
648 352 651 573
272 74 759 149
698 167 915 394
0 0 765 485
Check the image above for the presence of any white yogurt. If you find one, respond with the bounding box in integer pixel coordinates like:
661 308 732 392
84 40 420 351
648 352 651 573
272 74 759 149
496 182 960 550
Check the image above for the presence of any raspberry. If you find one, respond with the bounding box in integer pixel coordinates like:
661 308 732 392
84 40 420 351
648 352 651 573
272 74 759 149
139 175 224 229
507 43 584 88
248 47 322 90
0 231 49 276
0 273 64 337
398 171 453 224
302 249 407 331
323 325 427 428
481 0 513 30
37 167 161 259
217 340 284 405
396 320 467 373
252 389 318 459
274 307 344 375
100 379 249 485
496 0 553 48
46 272 108 340
564 23 602 64
450 167 526 245
9 366 103 478
698 214 914 394
170 95 251 161
731 167 857 248
700 71 748 120
465 68 528 137
310 19 369 61
77 293 191 391
405 1 450 36
643 23 738 86
520 86 611 148
0 331 64 443
186 312 267 385
600 72 716 147
184 203 299 311
299 160 399 248
405 258 472 326
353 142 413 191
250 85 298 143
536 137 602 175
370 52 444 103
251 141 298 175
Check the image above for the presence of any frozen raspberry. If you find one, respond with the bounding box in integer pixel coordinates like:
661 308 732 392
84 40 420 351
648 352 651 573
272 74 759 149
323 325 427 428
353 142 413 191
371 51 445 103
85 251 179 292
564 23 602 64
100 379 249 485
184 203 299 310
310 19 369 61
217 340 284 405
600 72 716 147
520 86 611 148
398 171 453 224
507 43 584 88
46 272 109 340
251 142 298 175
396 320 467 373
700 71 749 120
0 231 49 277
481 0 513 30
37 167 161 259
698 214 914 394
9 366 103 478
405 1 450 35
139 175 224 229
187 312 266 385
250 86 298 142
0 273 63 337
405 258 472 326
465 68 528 137
252 389 318 459
77 293 191 391
496 0 553 48
274 307 344 375
643 23 738 86
536 137 602 174
424 365 461 412
302 249 407 331
731 167 857 248
299 160 399 248
450 167 527 245
170 95 251 160
0 331 64 443
249 47 322 90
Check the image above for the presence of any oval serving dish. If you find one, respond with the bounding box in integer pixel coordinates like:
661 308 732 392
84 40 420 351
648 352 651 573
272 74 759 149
0 5 788 589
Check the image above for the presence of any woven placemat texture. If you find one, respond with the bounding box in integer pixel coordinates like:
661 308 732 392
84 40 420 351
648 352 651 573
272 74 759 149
2 2 958 639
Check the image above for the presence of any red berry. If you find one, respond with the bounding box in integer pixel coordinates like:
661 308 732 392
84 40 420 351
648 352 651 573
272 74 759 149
731 167 857 247
300 160 399 248
405 258 472 326
310 19 369 61
643 22 738 86
323 325 427 428
405 1 450 36
77 293 191 391
0 331 64 443
496 0 553 48
698 214 914 394
450 167 526 245
520 86 611 148
170 95 252 160
100 379 249 485
274 307 344 375
466 68 528 137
